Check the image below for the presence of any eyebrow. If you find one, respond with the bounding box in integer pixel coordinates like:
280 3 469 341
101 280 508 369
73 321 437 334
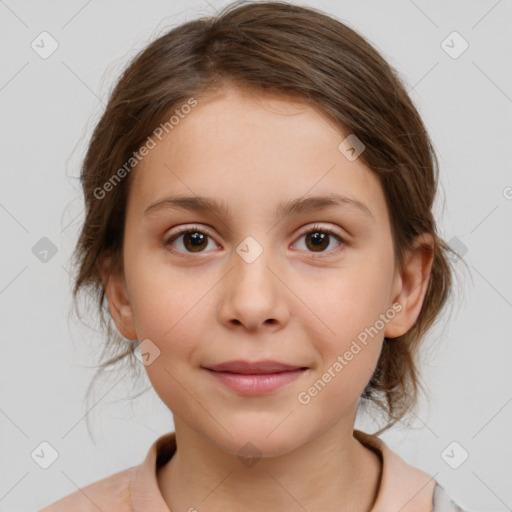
144 193 374 220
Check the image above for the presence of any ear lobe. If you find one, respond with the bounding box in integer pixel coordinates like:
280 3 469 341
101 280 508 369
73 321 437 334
384 233 434 339
100 256 137 340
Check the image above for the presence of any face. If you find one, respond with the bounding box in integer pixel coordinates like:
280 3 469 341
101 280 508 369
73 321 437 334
105 86 430 457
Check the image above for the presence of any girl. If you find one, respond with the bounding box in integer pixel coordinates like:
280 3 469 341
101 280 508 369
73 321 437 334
41 1 469 510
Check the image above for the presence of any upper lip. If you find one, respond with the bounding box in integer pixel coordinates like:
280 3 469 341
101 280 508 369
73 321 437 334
203 360 306 374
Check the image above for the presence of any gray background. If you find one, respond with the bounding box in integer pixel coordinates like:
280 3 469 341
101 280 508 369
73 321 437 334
1 0 511 510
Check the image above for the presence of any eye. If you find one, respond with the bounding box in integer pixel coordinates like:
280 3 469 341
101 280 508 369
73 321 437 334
292 224 346 258
164 225 218 256
164 224 347 258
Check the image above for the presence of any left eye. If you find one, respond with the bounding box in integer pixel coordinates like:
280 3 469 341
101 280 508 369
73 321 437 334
164 224 346 257
292 225 346 256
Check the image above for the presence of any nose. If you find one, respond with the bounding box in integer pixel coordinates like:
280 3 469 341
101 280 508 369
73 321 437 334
217 244 290 332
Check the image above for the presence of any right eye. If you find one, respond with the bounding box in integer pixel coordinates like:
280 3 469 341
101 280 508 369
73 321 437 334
164 225 219 256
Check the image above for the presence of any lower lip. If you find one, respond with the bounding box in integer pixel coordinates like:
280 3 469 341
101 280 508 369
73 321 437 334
205 368 306 395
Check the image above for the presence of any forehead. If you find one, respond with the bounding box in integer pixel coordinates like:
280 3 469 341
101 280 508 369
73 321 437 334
129 86 389 226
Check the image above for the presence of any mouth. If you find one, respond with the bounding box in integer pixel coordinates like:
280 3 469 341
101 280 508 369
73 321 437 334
202 360 309 395
203 360 307 374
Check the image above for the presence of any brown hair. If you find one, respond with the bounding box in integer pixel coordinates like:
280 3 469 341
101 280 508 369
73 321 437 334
70 0 464 435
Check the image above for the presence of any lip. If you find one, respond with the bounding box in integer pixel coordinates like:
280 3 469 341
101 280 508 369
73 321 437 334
204 360 305 374
202 360 308 395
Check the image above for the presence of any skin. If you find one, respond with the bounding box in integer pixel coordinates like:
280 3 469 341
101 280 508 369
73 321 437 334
102 85 434 512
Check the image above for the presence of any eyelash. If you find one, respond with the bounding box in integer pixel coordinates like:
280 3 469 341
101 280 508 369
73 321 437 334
164 224 347 259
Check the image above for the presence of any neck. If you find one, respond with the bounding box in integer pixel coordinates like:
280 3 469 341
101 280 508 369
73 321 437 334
157 417 382 512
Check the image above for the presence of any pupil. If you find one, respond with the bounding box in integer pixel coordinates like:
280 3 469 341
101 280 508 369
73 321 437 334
308 232 328 251
185 232 206 252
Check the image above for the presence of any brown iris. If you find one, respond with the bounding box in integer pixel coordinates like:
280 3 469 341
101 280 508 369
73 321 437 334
305 231 329 252
182 231 208 252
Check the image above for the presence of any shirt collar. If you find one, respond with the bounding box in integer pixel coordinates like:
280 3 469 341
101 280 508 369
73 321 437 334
129 429 436 511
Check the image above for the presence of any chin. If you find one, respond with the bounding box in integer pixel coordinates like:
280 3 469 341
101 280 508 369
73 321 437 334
210 423 304 459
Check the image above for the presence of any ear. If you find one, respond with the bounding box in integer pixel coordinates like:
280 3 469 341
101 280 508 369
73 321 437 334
384 233 434 339
99 256 137 340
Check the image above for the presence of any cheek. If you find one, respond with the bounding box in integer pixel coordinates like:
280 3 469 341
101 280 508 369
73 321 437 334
299 259 392 344
131 281 209 351
125 258 218 402
296 289 385 418
128 279 208 415
125 243 210 342
293 261 390 399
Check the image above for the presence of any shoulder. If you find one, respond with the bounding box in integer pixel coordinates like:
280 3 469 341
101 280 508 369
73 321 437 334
353 430 471 512
39 431 177 512
38 466 136 512
432 483 470 512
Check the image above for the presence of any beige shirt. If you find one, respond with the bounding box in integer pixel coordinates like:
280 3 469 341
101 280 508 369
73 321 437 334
39 429 467 511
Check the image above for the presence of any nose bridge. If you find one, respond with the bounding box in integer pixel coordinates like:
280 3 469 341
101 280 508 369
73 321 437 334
235 237 274 293
217 235 288 330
